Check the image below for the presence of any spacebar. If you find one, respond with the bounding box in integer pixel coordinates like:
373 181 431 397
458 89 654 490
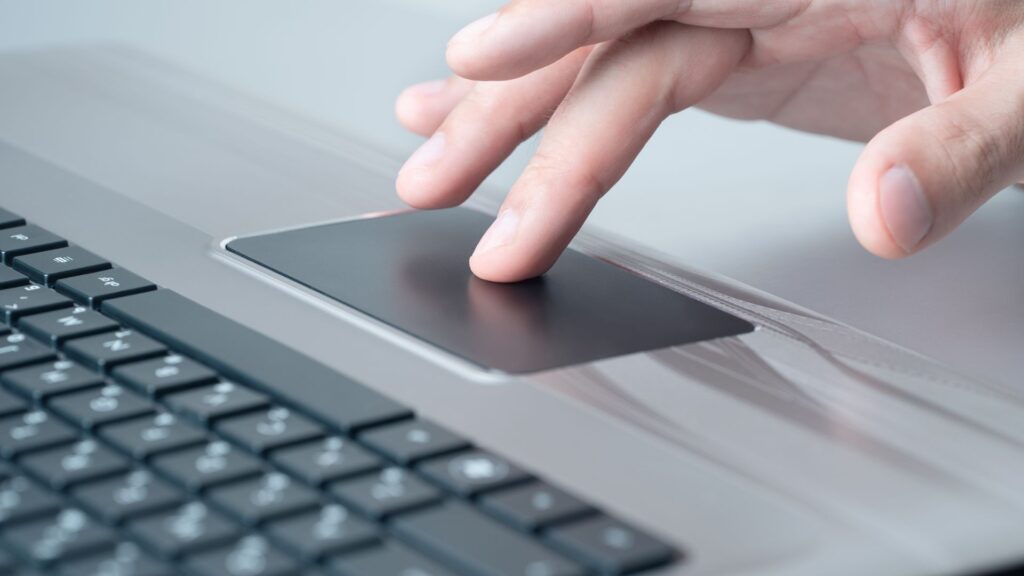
102 289 411 431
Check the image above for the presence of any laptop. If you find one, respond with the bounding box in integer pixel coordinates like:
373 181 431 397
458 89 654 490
0 46 1020 576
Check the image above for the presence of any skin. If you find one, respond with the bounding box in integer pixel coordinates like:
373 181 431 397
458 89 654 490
395 0 1024 282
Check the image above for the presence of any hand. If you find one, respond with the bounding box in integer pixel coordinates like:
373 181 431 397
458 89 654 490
395 0 1024 282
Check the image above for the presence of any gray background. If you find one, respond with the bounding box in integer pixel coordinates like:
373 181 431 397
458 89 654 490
1 0 1020 388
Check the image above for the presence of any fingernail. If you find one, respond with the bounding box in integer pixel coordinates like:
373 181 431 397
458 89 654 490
400 132 446 173
879 164 933 253
450 12 499 45
473 209 520 256
408 79 448 96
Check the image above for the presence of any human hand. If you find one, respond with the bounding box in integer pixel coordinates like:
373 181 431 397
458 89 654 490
395 1 1024 282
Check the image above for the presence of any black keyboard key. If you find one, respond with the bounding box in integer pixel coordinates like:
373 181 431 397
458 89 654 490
0 266 28 290
56 542 172 576
163 381 268 423
3 359 103 400
393 502 585 576
113 354 217 396
0 389 23 418
216 406 323 454
151 440 262 492
271 436 381 486
0 284 72 323
480 482 594 532
207 471 320 525
49 384 154 429
127 502 240 558
55 269 156 308
0 209 25 230
72 469 184 524
0 332 56 371
103 290 411 432
185 535 299 576
545 515 676 574
2 507 116 565
18 305 119 347
0 475 61 524
63 329 166 371
331 543 458 576
0 225 67 265
359 419 470 465
330 467 441 520
100 411 206 459
418 450 531 497
12 246 111 286
266 503 376 561
21 439 131 490
0 410 76 457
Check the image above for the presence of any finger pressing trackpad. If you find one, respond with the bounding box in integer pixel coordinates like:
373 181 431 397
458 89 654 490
226 208 753 374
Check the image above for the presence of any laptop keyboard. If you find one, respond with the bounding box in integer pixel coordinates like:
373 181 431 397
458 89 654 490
0 209 679 576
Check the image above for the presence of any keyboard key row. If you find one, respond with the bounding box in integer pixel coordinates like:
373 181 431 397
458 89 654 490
3 359 103 400
2 507 116 565
267 503 377 562
63 329 166 372
21 438 130 490
0 266 27 291
56 268 156 308
0 283 72 323
0 388 23 418
12 245 111 286
0 475 61 525
0 210 678 575
331 467 441 520
49 383 153 429
19 305 120 347
271 436 381 486
208 471 320 525
72 469 184 524
101 411 207 459
56 542 171 576
151 440 262 492
0 225 67 265
128 501 239 558
216 406 323 454
0 209 25 231
113 354 218 396
164 381 268 424
102 290 412 432
0 410 76 458
0 331 55 371
359 418 469 465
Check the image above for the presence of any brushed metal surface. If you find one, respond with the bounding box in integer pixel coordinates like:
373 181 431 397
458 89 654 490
0 47 1021 576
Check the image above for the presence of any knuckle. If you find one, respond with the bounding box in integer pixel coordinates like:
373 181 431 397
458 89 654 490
574 0 597 44
459 86 504 120
526 148 608 203
460 83 549 142
933 108 1008 201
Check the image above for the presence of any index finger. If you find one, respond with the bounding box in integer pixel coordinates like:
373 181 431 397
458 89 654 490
447 0 809 80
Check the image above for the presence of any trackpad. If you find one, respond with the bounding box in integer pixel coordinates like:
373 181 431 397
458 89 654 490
227 209 753 373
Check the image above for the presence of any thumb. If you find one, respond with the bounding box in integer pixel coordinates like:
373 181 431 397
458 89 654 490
848 60 1024 258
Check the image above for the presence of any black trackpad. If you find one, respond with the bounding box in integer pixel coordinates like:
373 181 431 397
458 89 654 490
227 209 753 373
